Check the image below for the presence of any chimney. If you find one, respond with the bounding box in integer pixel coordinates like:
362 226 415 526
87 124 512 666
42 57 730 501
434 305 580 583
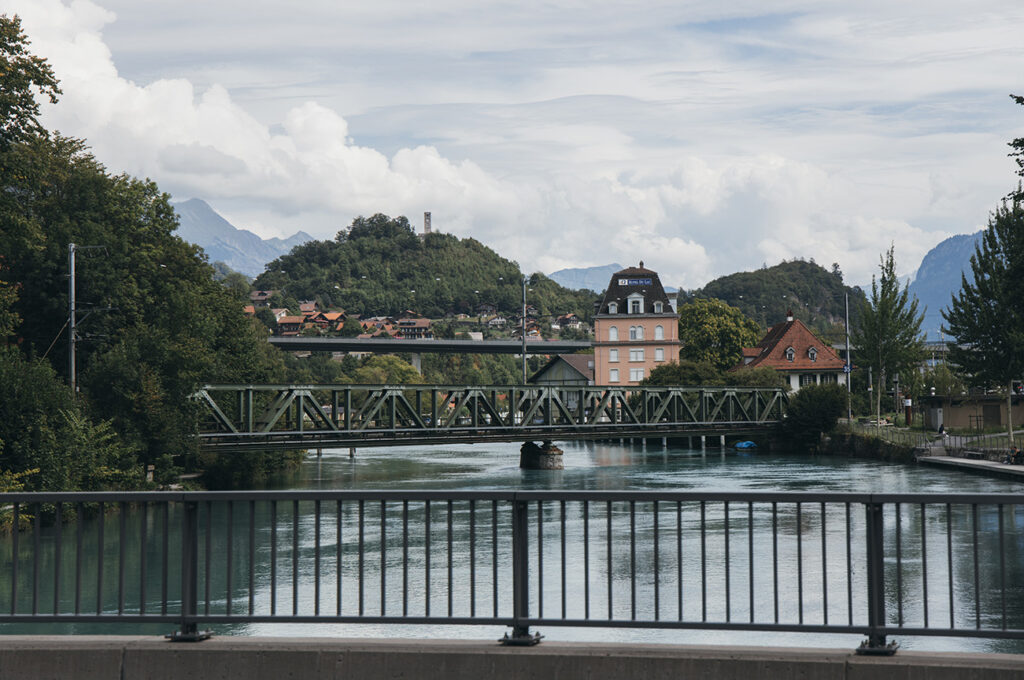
786 309 793 322
423 211 432 235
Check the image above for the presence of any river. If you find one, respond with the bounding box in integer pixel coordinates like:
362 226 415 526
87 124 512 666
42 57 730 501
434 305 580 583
4 439 1024 653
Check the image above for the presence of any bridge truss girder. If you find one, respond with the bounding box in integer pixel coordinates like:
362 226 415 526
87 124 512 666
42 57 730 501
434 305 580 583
192 384 787 451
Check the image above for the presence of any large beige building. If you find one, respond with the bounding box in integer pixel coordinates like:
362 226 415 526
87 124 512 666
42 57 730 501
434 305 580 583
593 263 680 386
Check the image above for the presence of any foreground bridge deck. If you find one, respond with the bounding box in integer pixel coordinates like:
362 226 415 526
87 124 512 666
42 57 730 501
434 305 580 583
194 384 787 451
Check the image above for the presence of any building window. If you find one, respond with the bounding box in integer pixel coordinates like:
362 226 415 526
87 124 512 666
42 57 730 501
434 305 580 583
655 348 664 362
609 368 619 383
800 374 816 386
785 347 795 362
609 348 619 363
654 325 664 340
630 368 644 382
629 326 644 340
609 326 618 341
808 347 817 362
654 301 663 313
820 373 836 384
608 302 618 314
630 299 642 314
629 348 644 362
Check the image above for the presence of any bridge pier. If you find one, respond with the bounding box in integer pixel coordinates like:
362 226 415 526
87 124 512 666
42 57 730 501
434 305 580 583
520 441 563 470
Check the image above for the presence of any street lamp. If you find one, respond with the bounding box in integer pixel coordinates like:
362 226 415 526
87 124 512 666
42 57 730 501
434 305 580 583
500 274 531 383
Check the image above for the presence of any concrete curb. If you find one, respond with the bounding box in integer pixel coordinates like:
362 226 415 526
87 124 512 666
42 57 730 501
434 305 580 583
1 637 1024 680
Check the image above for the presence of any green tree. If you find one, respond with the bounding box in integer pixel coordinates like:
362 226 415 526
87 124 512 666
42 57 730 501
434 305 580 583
0 14 60 148
852 246 925 427
641 359 723 386
1012 94 1024 198
340 315 364 337
353 355 422 384
677 298 762 372
942 194 1024 443
782 383 847 452
724 366 787 390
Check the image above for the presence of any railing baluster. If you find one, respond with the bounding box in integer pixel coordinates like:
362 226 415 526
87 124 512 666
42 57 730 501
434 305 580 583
54 503 62 616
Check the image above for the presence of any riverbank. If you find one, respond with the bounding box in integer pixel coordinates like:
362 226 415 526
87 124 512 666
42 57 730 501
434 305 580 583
3 636 1022 680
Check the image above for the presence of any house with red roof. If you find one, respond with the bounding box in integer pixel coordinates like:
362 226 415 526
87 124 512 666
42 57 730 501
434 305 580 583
732 311 847 392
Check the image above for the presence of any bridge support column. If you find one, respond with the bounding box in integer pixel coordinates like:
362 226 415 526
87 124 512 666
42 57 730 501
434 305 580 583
349 447 355 459
409 353 422 373
701 436 706 450
662 437 667 449
520 441 563 470
720 435 726 447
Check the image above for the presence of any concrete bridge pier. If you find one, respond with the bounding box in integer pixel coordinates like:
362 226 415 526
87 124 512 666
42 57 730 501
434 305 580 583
348 447 355 459
409 353 422 373
520 441 564 470
701 435 706 450
720 435 726 447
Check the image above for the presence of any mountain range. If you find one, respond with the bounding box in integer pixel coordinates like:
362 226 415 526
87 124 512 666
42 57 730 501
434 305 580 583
176 198 985 337
173 198 312 278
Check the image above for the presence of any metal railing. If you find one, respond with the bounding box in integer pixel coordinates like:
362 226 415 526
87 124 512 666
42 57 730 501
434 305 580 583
846 422 932 449
193 384 787 451
2 490 1024 653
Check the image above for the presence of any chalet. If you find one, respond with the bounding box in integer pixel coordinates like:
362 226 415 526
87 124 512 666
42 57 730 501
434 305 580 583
276 315 306 336
243 305 256 317
299 300 319 316
395 317 433 340
732 311 847 392
271 308 289 321
475 303 498 316
553 313 582 331
250 290 276 306
487 316 508 328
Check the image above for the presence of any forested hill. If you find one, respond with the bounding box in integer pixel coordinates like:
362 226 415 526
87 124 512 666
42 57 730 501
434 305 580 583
252 214 597 319
682 260 868 334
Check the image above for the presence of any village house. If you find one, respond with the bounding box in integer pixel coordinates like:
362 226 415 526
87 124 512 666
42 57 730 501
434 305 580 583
395 317 433 340
275 315 306 336
593 263 680 385
249 290 276 306
732 311 847 392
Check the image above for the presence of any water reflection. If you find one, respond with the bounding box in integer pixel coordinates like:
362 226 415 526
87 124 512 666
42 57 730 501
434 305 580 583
4 439 1024 652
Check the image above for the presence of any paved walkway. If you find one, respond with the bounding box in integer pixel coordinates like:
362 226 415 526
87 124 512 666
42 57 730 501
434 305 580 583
919 454 1024 481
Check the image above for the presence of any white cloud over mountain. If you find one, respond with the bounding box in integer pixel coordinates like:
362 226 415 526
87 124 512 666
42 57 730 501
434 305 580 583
11 0 1024 288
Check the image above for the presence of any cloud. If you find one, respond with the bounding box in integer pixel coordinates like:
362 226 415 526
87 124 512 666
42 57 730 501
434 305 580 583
10 0 1022 290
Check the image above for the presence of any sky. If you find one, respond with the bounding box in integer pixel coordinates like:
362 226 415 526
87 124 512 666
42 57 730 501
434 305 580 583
10 0 1024 289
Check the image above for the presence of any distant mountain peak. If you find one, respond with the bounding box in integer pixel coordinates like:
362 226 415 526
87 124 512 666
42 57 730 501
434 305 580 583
172 198 313 277
547 263 623 293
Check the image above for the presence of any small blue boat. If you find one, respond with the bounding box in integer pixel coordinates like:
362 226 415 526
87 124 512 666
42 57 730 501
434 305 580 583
733 440 758 449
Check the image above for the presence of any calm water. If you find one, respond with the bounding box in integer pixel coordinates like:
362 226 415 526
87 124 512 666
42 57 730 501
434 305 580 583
5 439 1024 652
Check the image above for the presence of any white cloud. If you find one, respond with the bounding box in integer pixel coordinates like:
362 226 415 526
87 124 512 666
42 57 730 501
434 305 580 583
10 0 1023 290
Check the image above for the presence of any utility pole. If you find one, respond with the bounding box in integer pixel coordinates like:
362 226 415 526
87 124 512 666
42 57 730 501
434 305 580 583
521 276 527 384
845 293 852 422
68 243 77 395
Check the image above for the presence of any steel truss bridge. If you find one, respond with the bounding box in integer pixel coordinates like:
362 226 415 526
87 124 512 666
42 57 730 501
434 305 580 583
194 384 788 452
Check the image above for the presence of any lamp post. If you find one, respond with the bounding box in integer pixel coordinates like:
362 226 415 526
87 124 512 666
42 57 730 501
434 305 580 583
521 277 527 383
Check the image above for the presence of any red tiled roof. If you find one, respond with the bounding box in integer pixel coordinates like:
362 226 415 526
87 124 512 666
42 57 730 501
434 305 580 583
735 317 845 371
277 316 305 325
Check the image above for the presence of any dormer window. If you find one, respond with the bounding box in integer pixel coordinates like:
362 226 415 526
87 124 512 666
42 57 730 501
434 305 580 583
785 347 795 362
808 347 818 362
608 302 618 314
654 301 663 313
627 293 644 314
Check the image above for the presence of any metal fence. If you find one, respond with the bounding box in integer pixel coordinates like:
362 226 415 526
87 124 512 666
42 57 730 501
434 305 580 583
2 490 1024 653
845 422 933 449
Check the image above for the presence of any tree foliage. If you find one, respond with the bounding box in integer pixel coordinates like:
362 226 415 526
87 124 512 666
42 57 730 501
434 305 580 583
1012 94 1024 198
252 214 595 320
942 194 1024 442
0 14 60 149
0 17 289 487
677 298 762 372
852 246 925 423
782 383 847 451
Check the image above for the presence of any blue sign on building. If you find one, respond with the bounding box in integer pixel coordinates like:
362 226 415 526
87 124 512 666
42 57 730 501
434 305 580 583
619 278 652 286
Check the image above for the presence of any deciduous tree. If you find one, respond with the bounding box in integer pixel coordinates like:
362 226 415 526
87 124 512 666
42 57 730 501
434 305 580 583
677 298 761 372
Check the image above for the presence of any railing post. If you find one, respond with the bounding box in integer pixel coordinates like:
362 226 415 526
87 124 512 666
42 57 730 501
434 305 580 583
857 501 897 655
167 499 211 641
502 496 541 645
